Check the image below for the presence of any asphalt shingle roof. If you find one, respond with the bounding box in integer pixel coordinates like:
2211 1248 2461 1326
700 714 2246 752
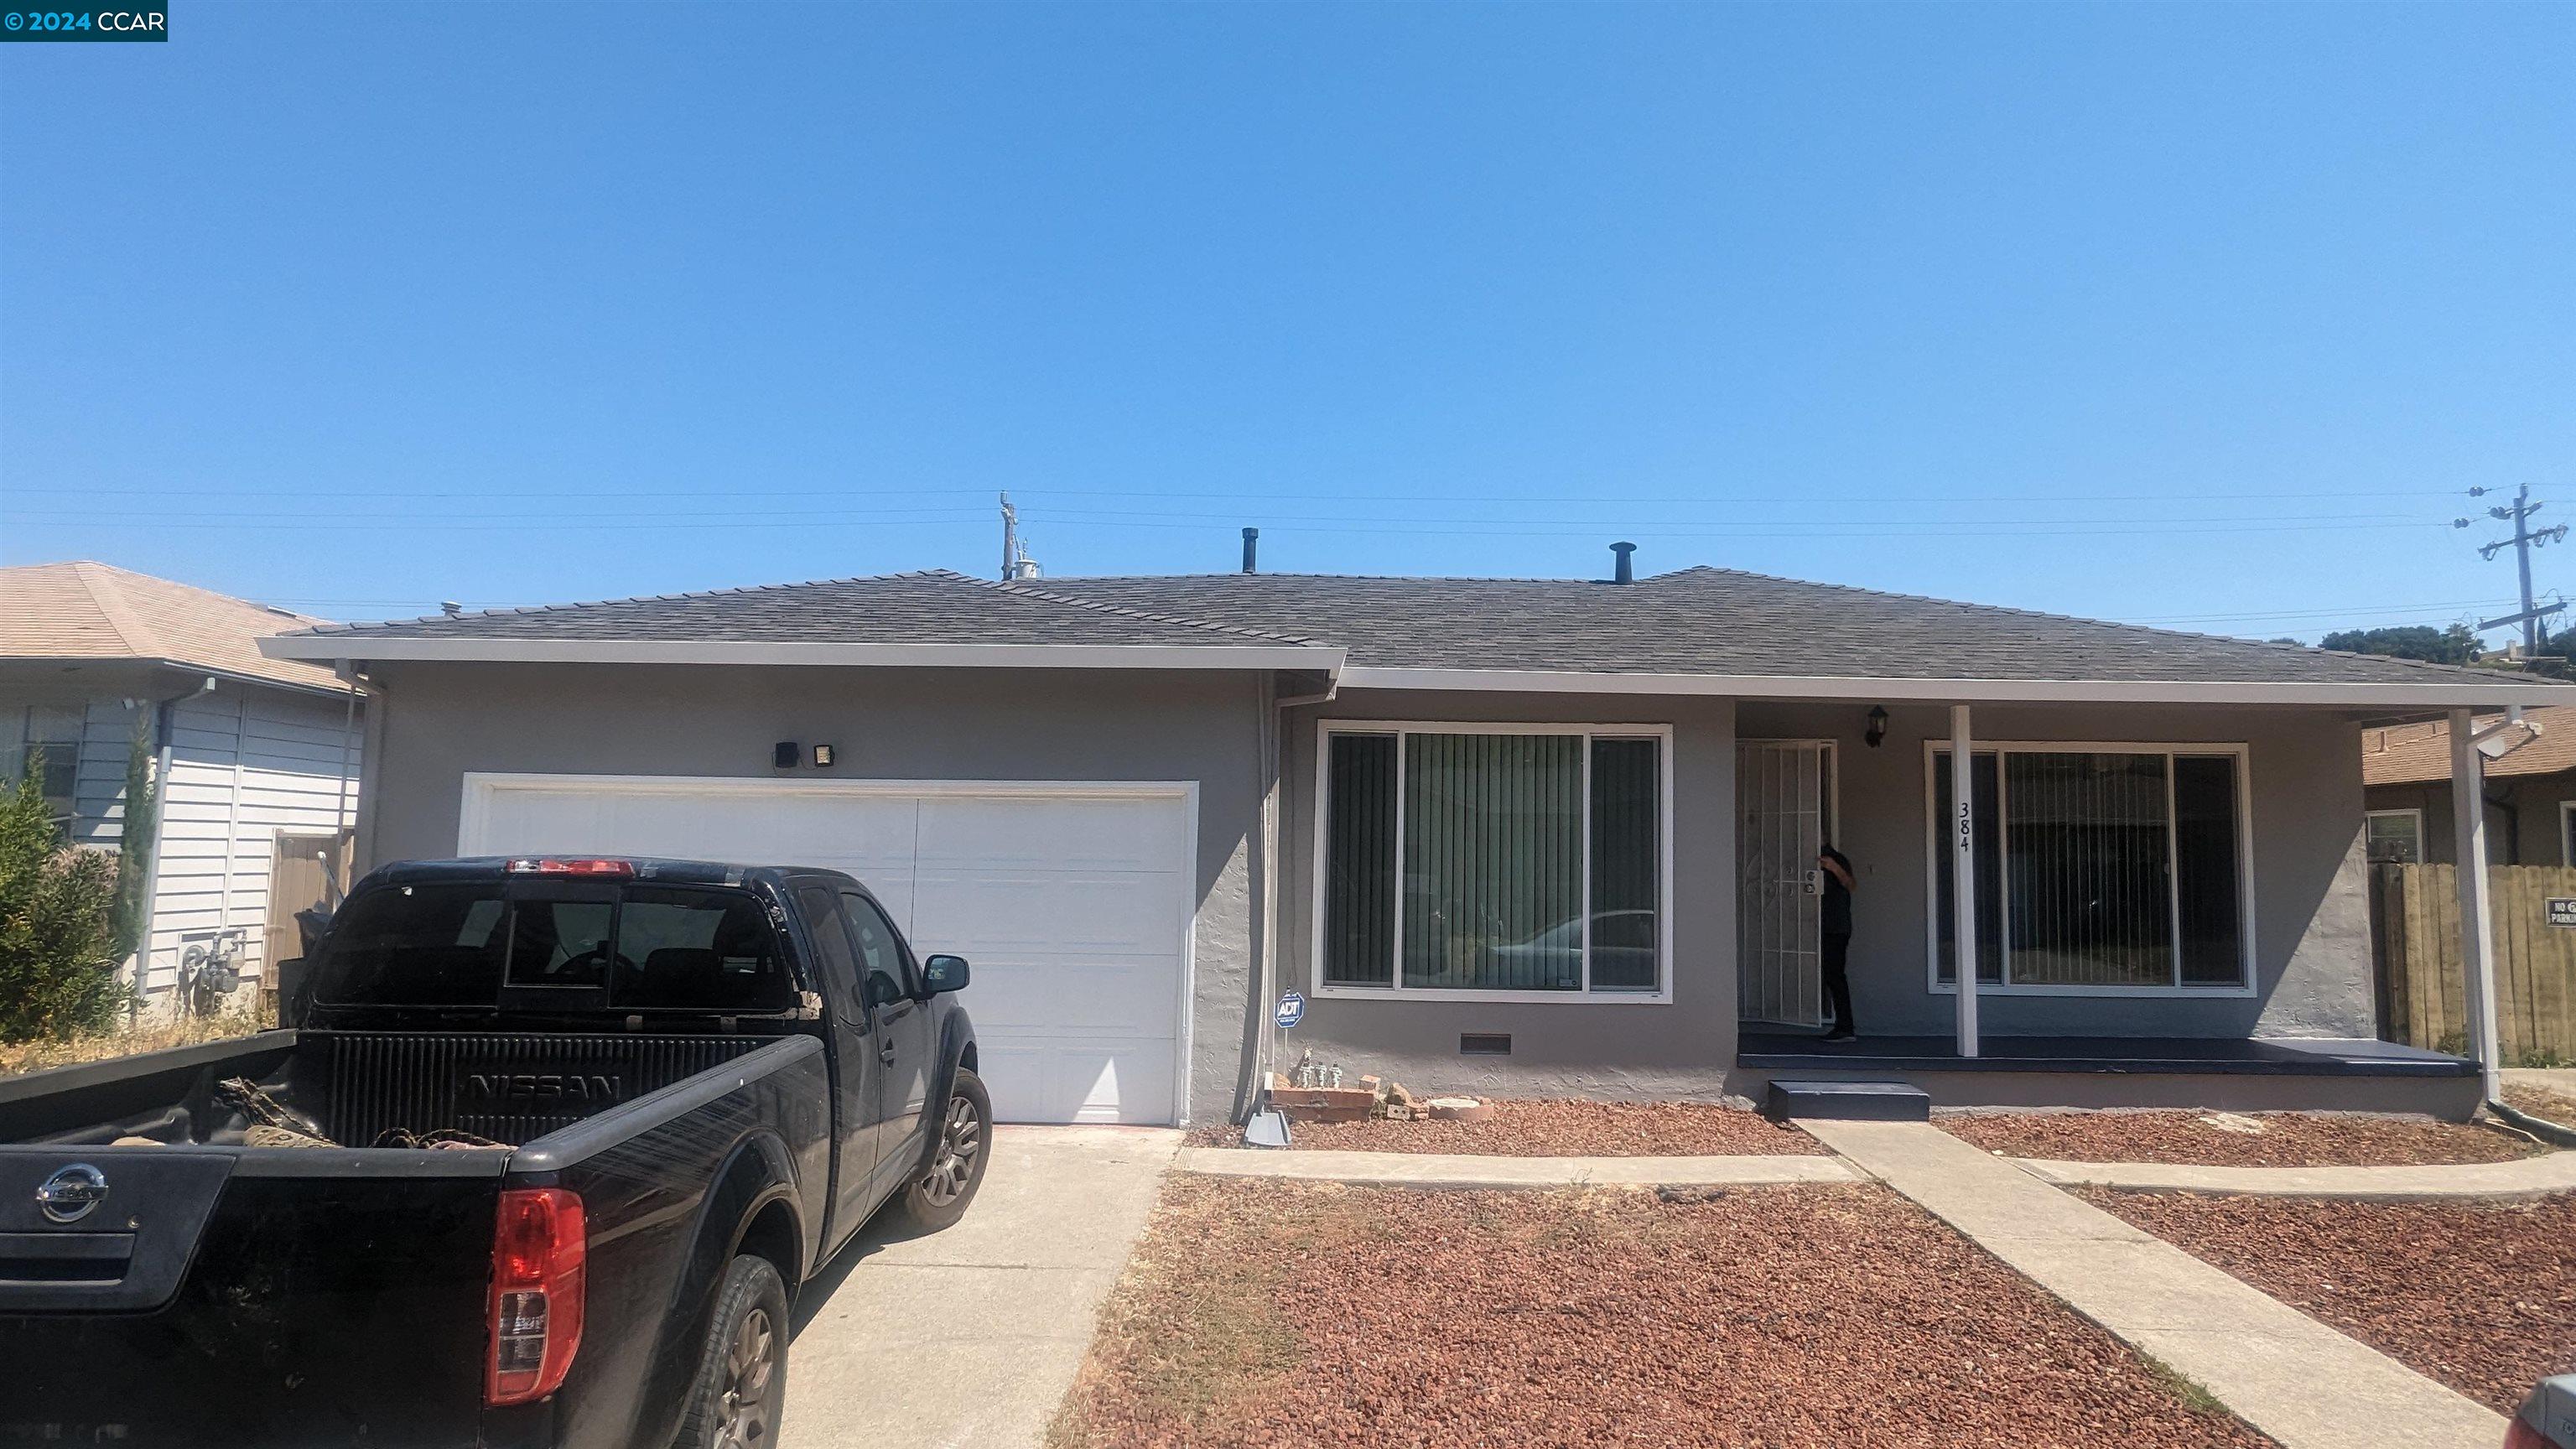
1039 567 2546 687
2363 705 2576 787
296 570 1326 649
279 563 2567 692
0 561 346 693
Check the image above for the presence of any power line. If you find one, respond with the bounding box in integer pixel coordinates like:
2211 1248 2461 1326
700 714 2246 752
0 483 2470 506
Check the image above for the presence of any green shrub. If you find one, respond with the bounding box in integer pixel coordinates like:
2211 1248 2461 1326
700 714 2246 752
0 760 132 1042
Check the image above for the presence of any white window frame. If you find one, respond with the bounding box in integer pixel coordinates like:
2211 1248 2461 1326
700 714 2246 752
1919 740 2258 999
2366 807 2427 865
1310 719 1676 1005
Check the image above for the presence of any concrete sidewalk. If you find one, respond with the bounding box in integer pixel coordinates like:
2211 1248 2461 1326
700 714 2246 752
2020 1145 2576 1200
783 1124 1178 1449
1802 1119 2506 1449
1179 1145 1861 1189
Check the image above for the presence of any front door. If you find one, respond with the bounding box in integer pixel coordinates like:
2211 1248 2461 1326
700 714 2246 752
1737 740 1835 1027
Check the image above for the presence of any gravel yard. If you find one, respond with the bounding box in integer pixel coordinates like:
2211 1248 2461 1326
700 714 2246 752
2085 1188 2576 1416
2506 1083 2576 1129
1051 1176 2273 1449
1938 1109 2541 1166
1187 1098 1826 1156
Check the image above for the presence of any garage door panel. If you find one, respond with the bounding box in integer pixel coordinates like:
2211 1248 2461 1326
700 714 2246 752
910 870 1184 958
973 1038 1175 1128
916 797 1188 874
462 777 1190 1125
953 952 1181 1033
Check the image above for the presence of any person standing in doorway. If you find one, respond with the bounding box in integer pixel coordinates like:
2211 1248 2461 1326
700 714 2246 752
1818 844 1857 1041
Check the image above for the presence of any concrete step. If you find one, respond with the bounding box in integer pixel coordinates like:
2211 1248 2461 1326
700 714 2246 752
1765 1078 1931 1122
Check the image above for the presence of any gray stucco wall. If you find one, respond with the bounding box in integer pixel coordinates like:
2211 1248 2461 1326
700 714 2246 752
2366 775 2576 866
355 662 1269 1124
1271 693 2381 1104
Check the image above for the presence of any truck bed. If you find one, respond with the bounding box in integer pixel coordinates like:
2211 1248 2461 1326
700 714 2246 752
0 1030 831 1448
2 1029 779 1149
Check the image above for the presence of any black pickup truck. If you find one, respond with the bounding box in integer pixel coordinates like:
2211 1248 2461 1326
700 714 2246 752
0 855 989 1449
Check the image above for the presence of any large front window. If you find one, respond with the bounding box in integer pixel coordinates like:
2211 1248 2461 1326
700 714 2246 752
1931 744 2251 992
1319 724 1668 998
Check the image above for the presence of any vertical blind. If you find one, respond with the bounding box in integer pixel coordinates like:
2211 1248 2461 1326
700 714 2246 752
1935 746 2246 989
1404 734 1585 989
1320 729 1663 994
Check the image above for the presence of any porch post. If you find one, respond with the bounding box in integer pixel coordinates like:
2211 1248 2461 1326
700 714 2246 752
2448 708 2502 1102
1950 704 1981 1058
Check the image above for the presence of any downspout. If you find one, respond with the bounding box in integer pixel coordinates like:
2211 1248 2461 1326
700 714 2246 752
129 675 216 1020
328 662 363 906
1233 670 1341 1124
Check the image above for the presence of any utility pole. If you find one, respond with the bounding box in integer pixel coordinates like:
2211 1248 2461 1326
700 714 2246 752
997 493 1038 580
2456 483 2567 657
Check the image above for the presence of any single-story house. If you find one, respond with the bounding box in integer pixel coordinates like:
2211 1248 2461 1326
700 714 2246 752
2364 704 2576 866
262 553 2567 1124
1 562 366 1012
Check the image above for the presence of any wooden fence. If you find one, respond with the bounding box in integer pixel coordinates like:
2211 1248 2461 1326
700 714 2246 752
2370 863 2576 1063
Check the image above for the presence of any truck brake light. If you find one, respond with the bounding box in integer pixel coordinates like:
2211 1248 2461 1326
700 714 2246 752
503 858 636 878
487 1187 586 1406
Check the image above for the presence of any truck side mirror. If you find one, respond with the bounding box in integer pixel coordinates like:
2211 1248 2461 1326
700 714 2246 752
922 954 970 995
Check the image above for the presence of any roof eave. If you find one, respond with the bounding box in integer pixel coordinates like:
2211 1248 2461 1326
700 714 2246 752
258 636 1348 672
1333 666 2574 709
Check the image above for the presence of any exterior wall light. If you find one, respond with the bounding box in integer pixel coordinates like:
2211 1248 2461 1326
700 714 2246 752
1865 706 1889 749
812 745 835 768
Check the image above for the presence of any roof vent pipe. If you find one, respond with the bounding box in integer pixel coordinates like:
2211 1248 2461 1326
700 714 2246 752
1610 541 1636 585
1242 527 1259 575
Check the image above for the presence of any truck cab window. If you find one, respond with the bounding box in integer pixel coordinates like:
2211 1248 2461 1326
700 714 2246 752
505 901 615 988
612 888 791 1010
839 893 915 1008
792 885 866 1015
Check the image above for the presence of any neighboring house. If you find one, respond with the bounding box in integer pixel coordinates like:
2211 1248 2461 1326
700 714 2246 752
1 563 365 1012
2363 705 2576 867
262 556 2566 1126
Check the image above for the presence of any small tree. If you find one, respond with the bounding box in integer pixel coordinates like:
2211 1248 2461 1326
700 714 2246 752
112 709 158 963
0 757 131 1042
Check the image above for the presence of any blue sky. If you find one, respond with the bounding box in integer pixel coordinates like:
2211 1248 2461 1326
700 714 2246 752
3 2 2570 640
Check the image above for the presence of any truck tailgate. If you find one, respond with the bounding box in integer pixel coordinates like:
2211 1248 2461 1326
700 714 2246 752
0 1146 507 1448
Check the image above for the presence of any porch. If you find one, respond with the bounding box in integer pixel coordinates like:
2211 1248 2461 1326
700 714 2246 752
1733 1031 2483 1116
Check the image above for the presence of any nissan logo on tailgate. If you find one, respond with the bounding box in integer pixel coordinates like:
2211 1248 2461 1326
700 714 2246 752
37 1163 108 1223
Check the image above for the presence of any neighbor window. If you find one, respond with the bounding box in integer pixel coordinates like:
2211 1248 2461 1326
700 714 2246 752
2366 809 2424 865
1931 744 2251 992
1318 724 1667 997
11 705 83 829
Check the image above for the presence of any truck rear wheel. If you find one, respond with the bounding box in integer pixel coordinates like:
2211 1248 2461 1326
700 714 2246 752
897 1067 990 1232
677 1254 788 1449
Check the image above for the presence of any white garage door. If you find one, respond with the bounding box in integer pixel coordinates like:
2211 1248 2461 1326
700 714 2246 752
457 775 1195 1125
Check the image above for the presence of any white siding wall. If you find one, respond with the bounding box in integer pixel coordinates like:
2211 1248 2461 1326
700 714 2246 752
71 699 143 849
141 690 361 1000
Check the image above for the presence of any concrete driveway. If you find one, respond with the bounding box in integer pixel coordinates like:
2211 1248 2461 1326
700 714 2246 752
782 1124 1180 1448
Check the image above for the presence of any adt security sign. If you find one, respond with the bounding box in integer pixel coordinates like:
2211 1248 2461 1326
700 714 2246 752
1274 990 1306 1031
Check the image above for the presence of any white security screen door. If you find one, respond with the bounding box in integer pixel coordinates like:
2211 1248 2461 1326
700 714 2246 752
1737 741 1833 1028
457 775 1194 1125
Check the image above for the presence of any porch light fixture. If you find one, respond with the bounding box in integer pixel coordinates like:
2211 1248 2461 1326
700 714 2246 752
812 744 836 768
1865 706 1889 749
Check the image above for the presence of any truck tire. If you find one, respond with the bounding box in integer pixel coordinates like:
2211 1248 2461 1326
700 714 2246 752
675 1254 789 1449
896 1067 990 1232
